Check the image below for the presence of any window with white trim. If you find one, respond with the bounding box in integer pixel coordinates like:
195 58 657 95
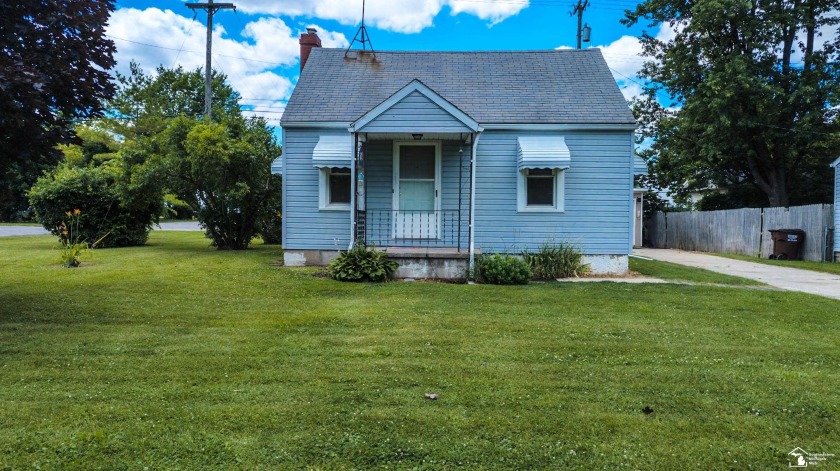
517 168 565 212
319 167 351 210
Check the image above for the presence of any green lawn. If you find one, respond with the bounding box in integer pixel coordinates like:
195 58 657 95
0 222 41 226
0 233 837 469
714 252 840 276
629 256 765 286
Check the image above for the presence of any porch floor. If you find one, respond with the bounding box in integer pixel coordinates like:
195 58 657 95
376 247 478 259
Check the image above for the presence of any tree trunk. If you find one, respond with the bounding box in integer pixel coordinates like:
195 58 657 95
750 139 789 207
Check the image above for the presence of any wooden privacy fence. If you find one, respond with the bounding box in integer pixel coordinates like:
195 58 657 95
648 204 835 261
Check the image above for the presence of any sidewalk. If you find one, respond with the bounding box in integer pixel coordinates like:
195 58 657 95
0 226 47 237
635 248 840 301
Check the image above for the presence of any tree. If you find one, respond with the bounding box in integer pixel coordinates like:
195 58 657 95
109 65 281 249
154 117 281 249
626 0 840 207
108 62 241 136
0 0 116 219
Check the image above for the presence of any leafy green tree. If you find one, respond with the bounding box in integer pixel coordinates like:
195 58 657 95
108 62 241 136
0 0 116 219
626 0 840 207
155 116 281 249
105 65 282 248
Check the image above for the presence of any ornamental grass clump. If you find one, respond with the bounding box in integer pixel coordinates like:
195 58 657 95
327 244 398 282
522 241 590 279
57 209 88 267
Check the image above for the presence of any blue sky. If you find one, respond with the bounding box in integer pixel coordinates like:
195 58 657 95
108 0 667 128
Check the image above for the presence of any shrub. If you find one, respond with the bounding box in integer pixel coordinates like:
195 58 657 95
28 164 160 247
160 117 282 250
474 254 531 285
327 244 398 282
522 241 590 279
257 209 282 245
256 181 282 245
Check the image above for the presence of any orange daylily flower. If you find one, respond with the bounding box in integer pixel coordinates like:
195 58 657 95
73 209 81 215
65 211 72 217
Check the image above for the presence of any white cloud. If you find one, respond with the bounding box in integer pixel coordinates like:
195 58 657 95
236 0 526 33
107 8 347 121
618 81 644 101
557 24 679 102
447 0 528 25
306 24 351 48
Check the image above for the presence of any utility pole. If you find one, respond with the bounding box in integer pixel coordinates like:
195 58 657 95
570 0 589 49
186 0 235 120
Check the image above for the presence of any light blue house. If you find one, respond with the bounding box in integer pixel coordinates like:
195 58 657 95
278 30 638 277
832 157 840 261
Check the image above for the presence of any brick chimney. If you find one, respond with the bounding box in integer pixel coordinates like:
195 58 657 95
299 28 321 72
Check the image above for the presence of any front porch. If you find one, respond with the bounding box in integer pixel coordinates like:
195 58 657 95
352 134 474 278
353 136 474 252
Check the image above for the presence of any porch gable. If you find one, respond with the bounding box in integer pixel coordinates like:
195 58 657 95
351 80 481 134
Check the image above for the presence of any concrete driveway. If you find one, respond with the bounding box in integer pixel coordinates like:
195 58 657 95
635 248 840 301
0 221 202 238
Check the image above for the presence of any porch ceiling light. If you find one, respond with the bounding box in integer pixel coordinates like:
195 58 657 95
412 133 423 141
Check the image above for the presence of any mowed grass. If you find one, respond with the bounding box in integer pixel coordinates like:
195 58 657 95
629 256 766 286
0 233 838 469
714 252 840 276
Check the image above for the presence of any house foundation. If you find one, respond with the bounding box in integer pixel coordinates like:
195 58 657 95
283 250 341 267
284 249 628 278
582 255 629 275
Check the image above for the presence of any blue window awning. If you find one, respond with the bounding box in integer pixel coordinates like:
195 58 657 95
313 135 353 168
271 156 283 175
517 136 571 170
634 153 648 176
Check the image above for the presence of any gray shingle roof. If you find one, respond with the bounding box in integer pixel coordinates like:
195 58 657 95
281 48 636 126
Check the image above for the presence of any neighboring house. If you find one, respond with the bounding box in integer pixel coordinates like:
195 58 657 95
832 157 840 261
278 29 638 278
687 185 727 207
633 154 648 248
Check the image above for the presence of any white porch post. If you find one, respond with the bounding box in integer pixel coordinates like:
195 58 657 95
349 132 357 250
469 132 481 274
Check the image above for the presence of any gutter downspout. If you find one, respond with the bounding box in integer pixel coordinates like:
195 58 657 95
629 133 635 255
349 132 357 250
469 131 482 276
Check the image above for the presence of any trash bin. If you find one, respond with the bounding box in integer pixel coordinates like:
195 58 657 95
768 229 806 260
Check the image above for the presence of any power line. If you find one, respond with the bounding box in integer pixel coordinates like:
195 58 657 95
108 35 288 66
608 66 647 87
171 11 199 69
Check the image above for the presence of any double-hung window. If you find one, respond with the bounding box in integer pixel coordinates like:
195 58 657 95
516 136 570 212
313 135 353 211
518 168 565 212
324 167 351 207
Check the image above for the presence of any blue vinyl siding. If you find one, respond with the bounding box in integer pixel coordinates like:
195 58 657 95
834 164 839 254
282 128 351 250
358 91 473 134
474 130 633 255
284 128 634 254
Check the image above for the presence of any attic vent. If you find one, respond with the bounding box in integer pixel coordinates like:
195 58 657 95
345 0 376 60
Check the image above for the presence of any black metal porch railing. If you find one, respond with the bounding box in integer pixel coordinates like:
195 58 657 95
366 209 466 249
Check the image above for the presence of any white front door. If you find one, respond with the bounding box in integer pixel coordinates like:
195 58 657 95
393 142 440 239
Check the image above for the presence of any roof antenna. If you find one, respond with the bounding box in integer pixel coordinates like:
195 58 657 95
345 0 376 60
